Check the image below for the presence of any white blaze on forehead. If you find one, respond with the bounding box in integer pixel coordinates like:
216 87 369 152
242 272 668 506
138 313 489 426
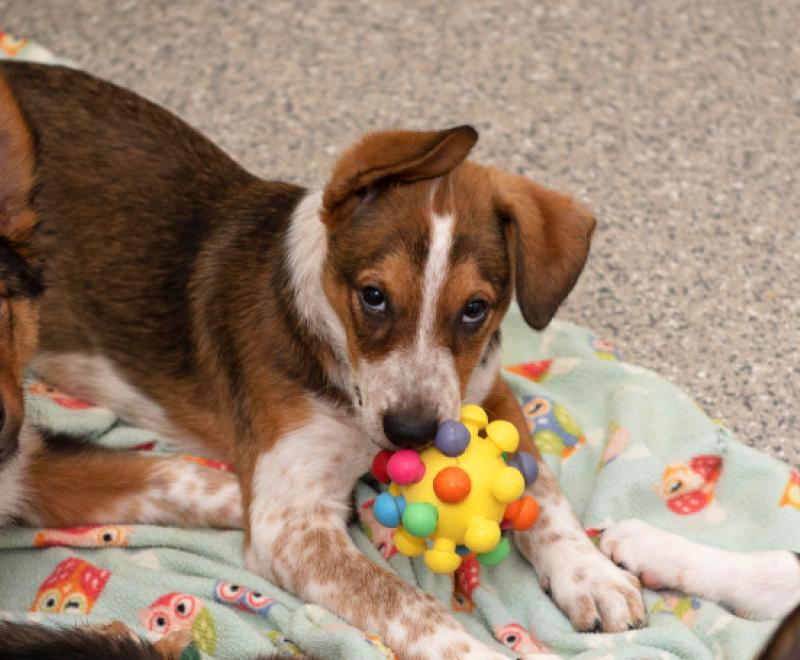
355 193 463 440
416 210 456 345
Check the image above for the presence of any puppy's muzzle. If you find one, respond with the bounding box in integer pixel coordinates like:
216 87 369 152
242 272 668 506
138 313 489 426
382 410 439 449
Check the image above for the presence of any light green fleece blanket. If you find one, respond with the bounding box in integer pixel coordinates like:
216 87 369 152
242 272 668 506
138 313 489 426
1 35 798 660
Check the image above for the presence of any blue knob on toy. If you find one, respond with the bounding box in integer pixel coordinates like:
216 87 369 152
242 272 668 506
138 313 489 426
507 451 538 487
435 420 470 457
374 492 406 528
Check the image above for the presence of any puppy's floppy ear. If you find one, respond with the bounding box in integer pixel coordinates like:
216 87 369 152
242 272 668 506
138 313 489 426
494 171 596 330
0 76 37 250
321 125 478 226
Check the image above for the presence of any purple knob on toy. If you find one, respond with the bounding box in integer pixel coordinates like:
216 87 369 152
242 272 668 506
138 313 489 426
507 451 539 487
434 420 470 457
387 450 426 485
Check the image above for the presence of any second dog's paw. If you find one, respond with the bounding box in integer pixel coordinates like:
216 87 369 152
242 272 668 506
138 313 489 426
543 544 646 633
599 519 679 590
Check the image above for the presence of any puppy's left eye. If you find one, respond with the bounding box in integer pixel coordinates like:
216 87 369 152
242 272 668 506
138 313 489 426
462 299 488 324
360 286 387 314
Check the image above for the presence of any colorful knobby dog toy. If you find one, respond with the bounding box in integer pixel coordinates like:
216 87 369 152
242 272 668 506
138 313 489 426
371 404 540 573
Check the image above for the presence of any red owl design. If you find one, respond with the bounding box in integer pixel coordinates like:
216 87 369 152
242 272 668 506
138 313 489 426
505 360 553 382
140 592 217 653
31 557 110 614
452 553 481 612
780 470 800 509
494 622 551 654
659 455 723 515
0 33 29 58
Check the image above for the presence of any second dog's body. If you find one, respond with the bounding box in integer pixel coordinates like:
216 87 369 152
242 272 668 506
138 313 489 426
0 61 646 657
601 520 800 622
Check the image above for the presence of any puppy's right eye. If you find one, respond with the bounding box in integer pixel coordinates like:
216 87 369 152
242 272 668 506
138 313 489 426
360 286 387 313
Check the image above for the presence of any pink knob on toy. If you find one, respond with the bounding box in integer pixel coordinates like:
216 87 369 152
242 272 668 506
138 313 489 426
386 450 426 485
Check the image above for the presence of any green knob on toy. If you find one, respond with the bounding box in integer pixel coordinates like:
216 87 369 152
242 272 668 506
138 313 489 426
402 502 439 538
477 537 510 566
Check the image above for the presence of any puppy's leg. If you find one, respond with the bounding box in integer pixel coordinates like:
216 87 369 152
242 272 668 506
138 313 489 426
244 406 508 660
601 519 800 620
31 353 214 456
483 375 646 632
21 434 241 528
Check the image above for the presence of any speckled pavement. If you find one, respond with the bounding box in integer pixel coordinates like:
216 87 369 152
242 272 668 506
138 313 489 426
5 1 799 466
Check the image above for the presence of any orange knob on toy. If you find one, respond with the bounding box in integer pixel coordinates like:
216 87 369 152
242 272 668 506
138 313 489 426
433 466 471 504
504 496 540 531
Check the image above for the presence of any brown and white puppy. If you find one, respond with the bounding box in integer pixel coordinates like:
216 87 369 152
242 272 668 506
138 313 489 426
0 61 645 658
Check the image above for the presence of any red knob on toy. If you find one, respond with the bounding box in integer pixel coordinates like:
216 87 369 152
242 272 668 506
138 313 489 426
371 450 393 484
387 450 426 485
433 466 471 504
503 496 540 531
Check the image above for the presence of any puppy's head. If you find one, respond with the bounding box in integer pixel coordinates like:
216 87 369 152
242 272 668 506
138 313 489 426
317 126 594 449
0 75 42 464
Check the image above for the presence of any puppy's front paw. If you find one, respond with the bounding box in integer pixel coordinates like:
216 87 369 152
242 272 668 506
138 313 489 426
599 519 680 590
540 544 646 633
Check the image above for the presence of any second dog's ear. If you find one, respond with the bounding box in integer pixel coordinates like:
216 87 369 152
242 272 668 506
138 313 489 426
0 76 37 250
321 125 478 227
494 171 596 330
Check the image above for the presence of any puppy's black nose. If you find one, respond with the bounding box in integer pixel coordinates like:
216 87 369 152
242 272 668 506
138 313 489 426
382 412 439 448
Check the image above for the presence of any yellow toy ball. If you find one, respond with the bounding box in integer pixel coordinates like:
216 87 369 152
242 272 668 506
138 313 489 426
370 405 540 573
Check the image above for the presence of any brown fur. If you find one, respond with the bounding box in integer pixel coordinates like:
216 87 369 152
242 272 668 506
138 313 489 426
321 125 478 225
759 602 800 660
0 74 37 253
0 75 40 460
0 298 26 459
0 64 244 532
493 169 596 329
25 442 151 524
24 441 240 528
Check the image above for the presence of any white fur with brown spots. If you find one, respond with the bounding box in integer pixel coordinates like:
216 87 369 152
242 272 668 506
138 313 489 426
246 399 508 659
514 469 646 632
286 181 646 637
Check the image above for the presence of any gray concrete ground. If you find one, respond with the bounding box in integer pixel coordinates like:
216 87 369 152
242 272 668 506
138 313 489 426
5 0 799 466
